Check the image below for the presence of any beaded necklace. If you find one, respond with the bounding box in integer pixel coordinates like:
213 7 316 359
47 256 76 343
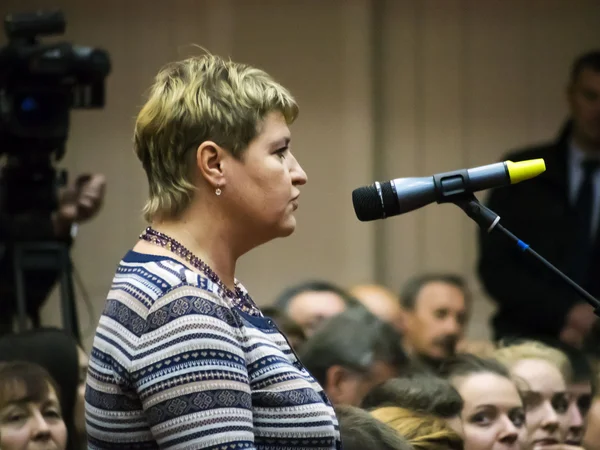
139 226 262 316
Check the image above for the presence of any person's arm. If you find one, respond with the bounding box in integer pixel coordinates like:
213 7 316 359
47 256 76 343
478 184 576 336
134 285 255 450
0 174 105 324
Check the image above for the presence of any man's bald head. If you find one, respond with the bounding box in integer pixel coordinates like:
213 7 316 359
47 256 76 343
349 284 403 332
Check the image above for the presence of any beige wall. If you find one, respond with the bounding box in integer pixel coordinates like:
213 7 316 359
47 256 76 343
0 0 598 349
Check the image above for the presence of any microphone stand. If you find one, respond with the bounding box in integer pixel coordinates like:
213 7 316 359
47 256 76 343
450 193 600 314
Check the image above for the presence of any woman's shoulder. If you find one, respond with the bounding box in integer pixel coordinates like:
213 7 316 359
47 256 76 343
116 249 196 285
109 250 234 315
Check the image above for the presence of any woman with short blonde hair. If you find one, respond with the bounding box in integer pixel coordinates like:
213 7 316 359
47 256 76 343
85 52 342 450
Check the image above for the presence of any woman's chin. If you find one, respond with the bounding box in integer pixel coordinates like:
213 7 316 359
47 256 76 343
276 217 297 237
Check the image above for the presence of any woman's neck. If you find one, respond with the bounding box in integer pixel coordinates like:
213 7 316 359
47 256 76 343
151 213 238 290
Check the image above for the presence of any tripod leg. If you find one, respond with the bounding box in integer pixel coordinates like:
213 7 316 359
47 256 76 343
59 246 81 344
13 245 29 332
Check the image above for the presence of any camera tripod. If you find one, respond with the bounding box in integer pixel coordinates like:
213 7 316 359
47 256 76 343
12 240 80 343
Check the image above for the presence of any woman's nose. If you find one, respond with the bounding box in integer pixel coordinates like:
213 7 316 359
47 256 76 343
290 154 308 186
498 416 519 444
541 402 560 432
30 412 52 441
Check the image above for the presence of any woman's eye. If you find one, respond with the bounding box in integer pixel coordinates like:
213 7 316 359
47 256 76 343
470 413 491 426
275 148 288 159
6 413 25 423
44 411 61 420
577 394 592 416
510 410 526 427
552 394 569 414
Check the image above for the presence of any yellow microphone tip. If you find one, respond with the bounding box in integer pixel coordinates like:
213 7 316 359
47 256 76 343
506 159 546 184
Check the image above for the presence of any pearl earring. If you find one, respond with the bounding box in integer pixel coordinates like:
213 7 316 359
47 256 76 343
215 188 222 196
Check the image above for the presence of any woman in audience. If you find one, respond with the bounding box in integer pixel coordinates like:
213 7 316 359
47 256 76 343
0 328 81 450
371 406 464 450
0 361 68 450
440 354 526 450
494 341 573 449
335 405 413 450
361 370 464 436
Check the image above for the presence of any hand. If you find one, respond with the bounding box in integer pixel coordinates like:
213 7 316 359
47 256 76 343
54 174 106 236
565 303 597 336
559 326 585 348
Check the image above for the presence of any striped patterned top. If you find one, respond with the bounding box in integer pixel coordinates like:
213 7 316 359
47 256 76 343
85 251 341 450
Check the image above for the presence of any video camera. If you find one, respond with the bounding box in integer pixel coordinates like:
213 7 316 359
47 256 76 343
0 10 110 215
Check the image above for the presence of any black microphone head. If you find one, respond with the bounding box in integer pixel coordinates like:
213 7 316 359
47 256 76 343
352 184 384 222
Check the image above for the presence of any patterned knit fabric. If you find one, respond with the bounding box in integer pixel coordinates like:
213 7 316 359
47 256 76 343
85 251 341 450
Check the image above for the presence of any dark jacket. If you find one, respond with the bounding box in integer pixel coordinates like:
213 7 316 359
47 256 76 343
478 121 600 340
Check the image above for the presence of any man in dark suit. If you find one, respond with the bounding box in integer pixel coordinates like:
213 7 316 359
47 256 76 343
478 50 600 349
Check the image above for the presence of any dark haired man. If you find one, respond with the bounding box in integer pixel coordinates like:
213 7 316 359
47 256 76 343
399 273 470 371
274 280 359 336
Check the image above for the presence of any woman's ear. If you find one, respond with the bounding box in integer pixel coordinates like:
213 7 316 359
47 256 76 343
325 365 349 405
196 141 227 189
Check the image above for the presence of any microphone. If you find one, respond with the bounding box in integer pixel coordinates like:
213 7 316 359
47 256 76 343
352 159 546 222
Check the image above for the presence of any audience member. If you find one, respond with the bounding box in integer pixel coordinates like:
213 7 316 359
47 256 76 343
261 306 307 351
349 284 404 332
440 354 527 450
562 344 594 447
335 405 414 450
399 273 470 371
299 307 408 405
361 370 463 435
0 361 68 450
494 341 572 448
532 339 595 447
0 328 81 450
478 50 600 350
370 406 463 450
274 280 360 336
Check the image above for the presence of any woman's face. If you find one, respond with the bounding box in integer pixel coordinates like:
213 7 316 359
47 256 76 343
510 358 567 449
220 111 307 245
455 372 526 450
0 384 67 450
562 380 592 446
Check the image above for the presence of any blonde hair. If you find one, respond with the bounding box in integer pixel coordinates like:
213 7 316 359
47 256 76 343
494 340 572 383
134 52 299 222
371 406 463 450
335 405 413 450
